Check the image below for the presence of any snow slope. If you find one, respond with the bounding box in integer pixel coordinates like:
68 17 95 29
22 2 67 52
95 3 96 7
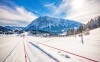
0 35 58 62
0 27 100 62
29 27 100 62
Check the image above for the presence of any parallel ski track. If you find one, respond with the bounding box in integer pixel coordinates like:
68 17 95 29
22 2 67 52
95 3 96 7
29 42 60 62
3 42 20 62
32 41 99 62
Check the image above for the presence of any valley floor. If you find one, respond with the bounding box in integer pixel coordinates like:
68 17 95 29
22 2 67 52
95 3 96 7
0 28 100 62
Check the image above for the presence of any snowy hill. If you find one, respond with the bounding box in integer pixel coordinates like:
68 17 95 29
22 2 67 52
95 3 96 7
25 16 82 34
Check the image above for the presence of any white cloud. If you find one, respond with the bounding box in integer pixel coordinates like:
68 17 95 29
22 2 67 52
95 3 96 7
44 3 57 16
45 0 100 24
44 3 55 7
44 0 71 17
0 6 37 26
53 0 71 16
65 0 100 24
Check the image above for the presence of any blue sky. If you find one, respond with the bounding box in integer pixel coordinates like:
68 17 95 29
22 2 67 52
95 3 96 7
0 0 100 26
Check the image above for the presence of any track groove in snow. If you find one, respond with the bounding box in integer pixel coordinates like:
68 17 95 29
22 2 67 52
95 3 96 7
34 42 99 62
29 42 59 62
2 42 19 62
23 41 28 62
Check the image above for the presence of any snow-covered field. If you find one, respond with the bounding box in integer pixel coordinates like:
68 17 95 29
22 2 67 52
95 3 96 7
0 28 100 62
0 36 57 62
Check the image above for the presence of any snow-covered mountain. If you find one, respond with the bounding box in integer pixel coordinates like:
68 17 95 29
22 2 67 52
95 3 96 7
86 16 100 29
5 26 25 30
0 26 13 34
0 26 12 32
25 16 82 34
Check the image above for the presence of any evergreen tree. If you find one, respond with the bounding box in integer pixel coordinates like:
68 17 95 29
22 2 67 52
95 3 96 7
79 25 83 33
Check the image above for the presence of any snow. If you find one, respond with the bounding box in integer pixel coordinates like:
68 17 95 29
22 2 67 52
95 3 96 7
0 28 100 62
0 36 57 62
29 28 100 62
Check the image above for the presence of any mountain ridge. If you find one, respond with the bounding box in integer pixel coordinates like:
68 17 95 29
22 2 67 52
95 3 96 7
5 26 25 30
25 16 82 34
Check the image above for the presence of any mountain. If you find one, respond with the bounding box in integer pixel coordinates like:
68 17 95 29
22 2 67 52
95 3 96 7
0 26 12 34
25 16 82 34
0 26 12 32
86 16 100 29
5 26 25 30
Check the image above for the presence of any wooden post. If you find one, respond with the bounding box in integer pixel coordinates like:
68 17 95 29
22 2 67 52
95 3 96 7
81 33 84 44
79 25 84 44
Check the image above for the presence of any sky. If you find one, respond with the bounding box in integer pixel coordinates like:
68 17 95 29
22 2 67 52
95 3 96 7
0 0 100 26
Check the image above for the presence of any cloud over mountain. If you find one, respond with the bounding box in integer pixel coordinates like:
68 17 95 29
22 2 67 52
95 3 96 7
0 5 37 26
